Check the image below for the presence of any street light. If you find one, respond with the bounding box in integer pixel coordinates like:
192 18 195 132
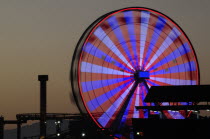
81 132 86 137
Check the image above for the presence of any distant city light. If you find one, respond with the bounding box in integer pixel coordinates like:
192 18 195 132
57 133 60 136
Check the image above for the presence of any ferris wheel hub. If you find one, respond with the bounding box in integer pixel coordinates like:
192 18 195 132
134 70 150 82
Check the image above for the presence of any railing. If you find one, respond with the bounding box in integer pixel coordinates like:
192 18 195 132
16 113 82 121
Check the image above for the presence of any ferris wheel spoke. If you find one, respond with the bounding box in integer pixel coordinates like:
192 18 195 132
94 27 134 70
149 77 197 85
139 11 150 68
119 82 145 124
106 16 136 68
86 80 134 120
146 79 161 86
81 76 133 93
148 78 176 86
81 62 132 75
118 91 136 129
146 42 192 71
86 79 134 112
110 81 139 131
147 44 192 70
146 27 181 69
97 81 135 127
150 71 198 81
142 26 172 70
133 84 149 118
150 61 197 77
133 85 141 118
123 11 140 68
83 42 134 73
142 16 167 69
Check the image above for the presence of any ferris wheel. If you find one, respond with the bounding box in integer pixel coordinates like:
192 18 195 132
71 7 200 138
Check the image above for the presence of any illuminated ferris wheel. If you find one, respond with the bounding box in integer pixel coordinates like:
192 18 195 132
71 7 200 138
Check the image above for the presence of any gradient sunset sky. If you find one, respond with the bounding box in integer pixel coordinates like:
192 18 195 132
0 0 210 129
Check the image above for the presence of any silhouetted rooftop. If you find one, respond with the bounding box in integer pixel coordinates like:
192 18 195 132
144 85 210 102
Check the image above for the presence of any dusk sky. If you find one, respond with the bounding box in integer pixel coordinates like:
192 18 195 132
0 0 210 129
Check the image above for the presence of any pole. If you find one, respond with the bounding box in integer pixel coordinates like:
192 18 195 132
0 116 4 139
17 122 21 139
38 75 48 138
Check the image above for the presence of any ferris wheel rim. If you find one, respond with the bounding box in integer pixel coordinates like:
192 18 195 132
70 7 200 137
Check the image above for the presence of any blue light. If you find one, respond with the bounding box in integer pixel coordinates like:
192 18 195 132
97 82 134 127
82 76 132 93
142 16 167 68
83 43 133 73
150 61 196 75
87 79 134 111
148 43 191 71
139 71 150 79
